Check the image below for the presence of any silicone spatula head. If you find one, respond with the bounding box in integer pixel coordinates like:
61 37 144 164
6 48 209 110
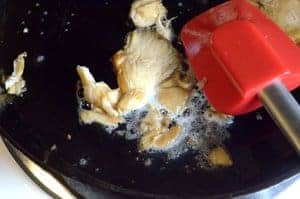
180 0 300 115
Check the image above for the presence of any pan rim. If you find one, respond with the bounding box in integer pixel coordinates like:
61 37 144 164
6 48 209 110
1 126 299 199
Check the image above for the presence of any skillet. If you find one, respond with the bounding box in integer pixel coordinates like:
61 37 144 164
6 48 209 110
0 0 299 198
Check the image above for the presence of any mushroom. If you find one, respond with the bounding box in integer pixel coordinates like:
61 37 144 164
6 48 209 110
203 107 234 125
251 0 300 44
157 70 194 114
129 0 167 28
79 109 124 126
4 52 27 95
112 29 181 114
77 66 124 125
208 147 233 167
139 107 182 151
129 0 174 40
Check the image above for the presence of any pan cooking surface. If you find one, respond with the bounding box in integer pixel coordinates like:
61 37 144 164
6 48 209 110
0 0 299 197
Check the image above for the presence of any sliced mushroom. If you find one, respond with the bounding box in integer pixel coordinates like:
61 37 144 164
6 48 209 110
154 125 181 149
159 70 194 90
251 0 300 44
139 107 182 151
112 29 181 114
203 107 234 125
77 66 120 117
129 0 167 28
158 70 193 114
77 66 124 125
79 109 124 126
158 87 190 115
208 147 233 167
155 16 175 41
4 52 27 95
129 0 174 40
117 89 148 114
139 124 181 151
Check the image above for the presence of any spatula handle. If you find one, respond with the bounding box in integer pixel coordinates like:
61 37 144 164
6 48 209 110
259 80 300 154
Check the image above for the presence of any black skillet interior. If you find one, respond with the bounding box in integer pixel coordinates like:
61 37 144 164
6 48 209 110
0 0 299 198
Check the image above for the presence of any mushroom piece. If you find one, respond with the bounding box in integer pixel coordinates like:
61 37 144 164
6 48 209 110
208 147 233 167
139 107 182 151
129 0 174 41
203 107 234 125
77 66 124 125
77 66 120 117
112 29 181 114
129 0 167 28
4 52 27 95
158 87 190 115
155 16 175 41
79 109 124 126
251 0 300 44
157 70 194 115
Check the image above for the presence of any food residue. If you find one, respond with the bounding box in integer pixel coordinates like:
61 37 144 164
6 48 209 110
144 158 152 167
50 144 57 151
79 158 88 166
23 28 29 34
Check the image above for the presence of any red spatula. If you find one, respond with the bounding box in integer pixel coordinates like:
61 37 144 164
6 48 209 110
181 0 300 153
